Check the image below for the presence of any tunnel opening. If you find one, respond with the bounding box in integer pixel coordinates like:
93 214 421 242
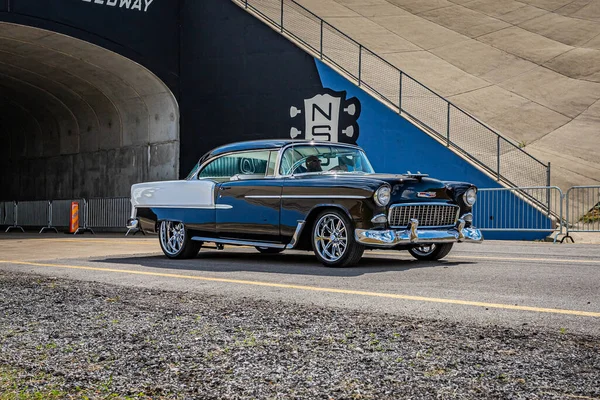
0 22 179 201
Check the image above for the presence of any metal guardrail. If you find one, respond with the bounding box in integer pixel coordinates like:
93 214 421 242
234 0 551 190
474 187 564 242
0 198 132 234
4 201 23 233
86 197 131 231
562 186 600 242
0 201 6 225
74 199 94 234
17 200 51 233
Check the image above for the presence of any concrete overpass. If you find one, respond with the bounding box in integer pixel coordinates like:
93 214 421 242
0 0 180 200
0 0 325 202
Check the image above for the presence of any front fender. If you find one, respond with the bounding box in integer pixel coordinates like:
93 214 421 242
293 201 376 251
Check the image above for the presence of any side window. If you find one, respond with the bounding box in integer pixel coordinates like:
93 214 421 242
266 151 277 177
198 155 238 179
198 150 271 180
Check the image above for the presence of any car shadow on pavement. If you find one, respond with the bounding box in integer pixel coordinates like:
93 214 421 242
97 250 472 277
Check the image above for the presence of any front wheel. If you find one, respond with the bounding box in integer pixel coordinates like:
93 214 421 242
159 220 201 259
312 210 364 267
408 243 453 261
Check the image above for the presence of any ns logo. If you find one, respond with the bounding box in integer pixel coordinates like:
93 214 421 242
289 89 361 144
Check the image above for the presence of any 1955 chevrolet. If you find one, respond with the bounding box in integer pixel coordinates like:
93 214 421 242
127 140 483 267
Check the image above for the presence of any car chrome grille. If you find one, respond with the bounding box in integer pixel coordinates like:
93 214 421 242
388 204 459 228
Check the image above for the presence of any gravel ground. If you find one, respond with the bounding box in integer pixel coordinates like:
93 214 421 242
0 270 598 399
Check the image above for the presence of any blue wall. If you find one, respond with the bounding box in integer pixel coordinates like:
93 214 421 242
315 60 501 190
315 60 551 240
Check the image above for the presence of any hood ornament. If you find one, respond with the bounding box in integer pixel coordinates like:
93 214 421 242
405 170 429 178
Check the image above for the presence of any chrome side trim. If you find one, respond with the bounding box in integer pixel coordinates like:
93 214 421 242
284 195 367 199
134 204 233 210
286 221 306 249
245 195 367 199
190 236 286 249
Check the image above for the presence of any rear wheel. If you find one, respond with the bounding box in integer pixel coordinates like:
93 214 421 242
159 220 201 259
408 243 453 261
255 246 284 254
312 209 364 267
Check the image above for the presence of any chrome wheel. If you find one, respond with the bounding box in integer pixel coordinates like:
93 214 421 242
160 221 186 256
313 213 348 263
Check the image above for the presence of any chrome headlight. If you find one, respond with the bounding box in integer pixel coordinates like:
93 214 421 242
463 187 477 206
374 186 391 207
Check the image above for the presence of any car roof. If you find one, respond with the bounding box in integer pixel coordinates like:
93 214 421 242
206 139 361 158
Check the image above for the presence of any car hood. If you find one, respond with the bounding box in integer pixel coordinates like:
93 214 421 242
291 173 453 202
374 175 453 203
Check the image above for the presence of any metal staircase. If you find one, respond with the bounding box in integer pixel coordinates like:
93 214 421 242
232 0 550 191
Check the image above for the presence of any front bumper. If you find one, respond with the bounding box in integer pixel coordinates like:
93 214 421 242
355 218 483 247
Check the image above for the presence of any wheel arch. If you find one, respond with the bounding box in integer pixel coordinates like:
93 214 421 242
154 217 184 233
295 204 354 251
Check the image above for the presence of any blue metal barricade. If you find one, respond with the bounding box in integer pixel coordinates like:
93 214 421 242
474 187 563 242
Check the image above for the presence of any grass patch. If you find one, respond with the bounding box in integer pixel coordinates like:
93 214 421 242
0 365 68 400
579 204 599 223
0 365 151 400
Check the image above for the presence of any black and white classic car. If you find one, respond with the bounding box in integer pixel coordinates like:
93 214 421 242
127 140 483 267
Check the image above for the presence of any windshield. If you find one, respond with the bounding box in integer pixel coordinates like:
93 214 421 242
279 145 375 175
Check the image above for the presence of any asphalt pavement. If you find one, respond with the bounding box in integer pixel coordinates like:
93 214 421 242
0 232 598 336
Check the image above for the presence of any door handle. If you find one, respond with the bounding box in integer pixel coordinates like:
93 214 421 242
219 187 231 191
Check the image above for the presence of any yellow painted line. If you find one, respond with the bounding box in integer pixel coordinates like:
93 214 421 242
448 255 600 264
370 251 600 265
1 260 599 318
4 238 157 245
